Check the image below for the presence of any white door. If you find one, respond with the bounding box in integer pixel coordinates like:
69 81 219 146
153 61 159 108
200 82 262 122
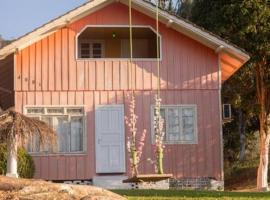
95 105 126 173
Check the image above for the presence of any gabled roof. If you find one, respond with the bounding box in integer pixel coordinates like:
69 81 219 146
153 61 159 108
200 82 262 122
0 0 250 81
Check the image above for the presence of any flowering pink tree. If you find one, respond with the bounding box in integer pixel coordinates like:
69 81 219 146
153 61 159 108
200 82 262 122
125 93 146 176
153 95 165 174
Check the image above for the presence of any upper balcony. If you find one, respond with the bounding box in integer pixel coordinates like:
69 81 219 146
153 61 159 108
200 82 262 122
76 26 161 61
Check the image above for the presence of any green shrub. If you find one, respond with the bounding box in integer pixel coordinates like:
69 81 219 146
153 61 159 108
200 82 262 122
0 144 7 175
0 143 35 178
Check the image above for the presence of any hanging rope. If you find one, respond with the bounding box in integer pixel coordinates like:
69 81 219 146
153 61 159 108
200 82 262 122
156 0 161 97
154 0 165 174
129 0 133 91
128 0 137 176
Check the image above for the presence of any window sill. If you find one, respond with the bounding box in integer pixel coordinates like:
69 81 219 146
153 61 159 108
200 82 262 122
76 58 162 62
163 141 198 145
29 152 87 156
151 140 198 145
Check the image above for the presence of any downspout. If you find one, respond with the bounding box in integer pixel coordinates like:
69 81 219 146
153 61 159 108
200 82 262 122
216 45 224 182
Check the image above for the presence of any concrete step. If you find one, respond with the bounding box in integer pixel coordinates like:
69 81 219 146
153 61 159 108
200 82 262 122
93 175 131 189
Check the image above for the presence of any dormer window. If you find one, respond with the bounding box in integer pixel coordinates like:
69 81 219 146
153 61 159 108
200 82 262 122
77 26 161 59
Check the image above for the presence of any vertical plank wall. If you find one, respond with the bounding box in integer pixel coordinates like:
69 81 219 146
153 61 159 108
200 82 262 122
14 2 222 181
0 54 14 109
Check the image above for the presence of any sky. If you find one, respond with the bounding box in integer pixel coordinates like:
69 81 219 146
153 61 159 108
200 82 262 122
0 0 87 40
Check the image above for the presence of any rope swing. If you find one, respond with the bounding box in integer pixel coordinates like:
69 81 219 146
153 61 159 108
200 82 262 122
127 0 139 177
153 0 165 175
126 0 165 176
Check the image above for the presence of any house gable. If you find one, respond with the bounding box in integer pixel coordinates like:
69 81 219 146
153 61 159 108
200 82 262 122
14 2 220 92
0 0 249 82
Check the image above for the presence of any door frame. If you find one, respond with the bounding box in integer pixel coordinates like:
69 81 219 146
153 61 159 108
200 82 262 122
95 104 126 173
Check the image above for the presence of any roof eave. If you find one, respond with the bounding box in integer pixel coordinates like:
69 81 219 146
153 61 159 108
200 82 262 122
126 0 250 63
0 0 250 65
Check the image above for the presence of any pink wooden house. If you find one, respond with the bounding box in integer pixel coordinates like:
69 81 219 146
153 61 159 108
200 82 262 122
0 0 249 188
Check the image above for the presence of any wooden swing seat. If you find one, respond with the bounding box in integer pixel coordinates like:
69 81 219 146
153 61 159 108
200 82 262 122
123 174 173 183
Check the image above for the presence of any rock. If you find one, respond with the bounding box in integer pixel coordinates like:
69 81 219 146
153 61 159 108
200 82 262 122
0 176 126 200
210 179 224 191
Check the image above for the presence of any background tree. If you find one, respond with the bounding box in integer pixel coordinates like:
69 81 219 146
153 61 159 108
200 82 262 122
0 35 12 49
147 0 194 17
222 63 257 162
175 0 193 19
190 0 270 190
0 109 56 177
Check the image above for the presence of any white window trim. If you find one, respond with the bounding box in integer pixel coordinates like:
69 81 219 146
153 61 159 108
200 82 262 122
151 104 198 145
75 25 162 61
24 105 87 155
222 104 232 119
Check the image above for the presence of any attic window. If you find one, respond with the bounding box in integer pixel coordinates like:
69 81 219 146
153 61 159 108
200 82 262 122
77 26 161 59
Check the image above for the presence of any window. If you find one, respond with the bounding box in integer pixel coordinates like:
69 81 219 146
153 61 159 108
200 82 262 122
152 105 197 144
77 26 161 59
79 41 104 58
25 107 85 154
223 104 231 119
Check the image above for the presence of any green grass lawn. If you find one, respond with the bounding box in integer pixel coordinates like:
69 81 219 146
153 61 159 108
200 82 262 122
112 190 270 200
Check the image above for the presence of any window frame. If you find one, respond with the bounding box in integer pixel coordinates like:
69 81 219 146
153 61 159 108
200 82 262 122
78 39 105 58
151 104 198 145
24 106 87 155
222 104 231 120
75 25 162 61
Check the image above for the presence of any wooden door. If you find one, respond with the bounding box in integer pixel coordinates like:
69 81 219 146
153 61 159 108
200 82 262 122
95 105 126 173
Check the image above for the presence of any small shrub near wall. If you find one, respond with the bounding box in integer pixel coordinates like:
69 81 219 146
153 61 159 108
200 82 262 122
0 144 7 175
0 143 35 178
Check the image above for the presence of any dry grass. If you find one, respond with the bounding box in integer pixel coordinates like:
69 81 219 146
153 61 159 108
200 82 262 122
0 176 126 200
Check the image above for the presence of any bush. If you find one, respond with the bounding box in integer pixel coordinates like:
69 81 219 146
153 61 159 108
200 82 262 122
0 143 35 178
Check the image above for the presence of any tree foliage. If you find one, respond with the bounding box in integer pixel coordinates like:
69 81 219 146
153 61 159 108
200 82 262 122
0 144 35 178
190 0 270 189
0 109 57 177
0 110 56 147
191 0 269 60
146 0 194 17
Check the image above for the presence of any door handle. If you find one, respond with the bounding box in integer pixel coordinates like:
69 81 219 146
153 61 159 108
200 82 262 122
98 138 102 144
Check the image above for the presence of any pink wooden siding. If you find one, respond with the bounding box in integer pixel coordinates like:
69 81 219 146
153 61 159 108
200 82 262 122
14 3 219 93
14 2 222 181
